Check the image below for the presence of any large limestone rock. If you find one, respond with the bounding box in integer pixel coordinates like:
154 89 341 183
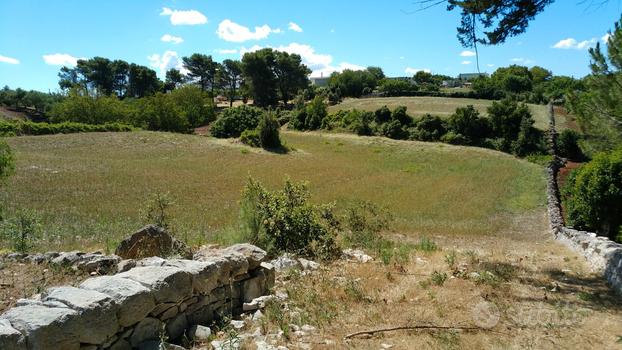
160 259 221 295
116 266 193 303
115 225 192 259
194 246 250 281
79 276 156 327
42 286 119 345
223 244 268 270
0 319 26 350
1 303 80 349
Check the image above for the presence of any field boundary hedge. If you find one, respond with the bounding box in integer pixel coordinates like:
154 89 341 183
0 120 136 136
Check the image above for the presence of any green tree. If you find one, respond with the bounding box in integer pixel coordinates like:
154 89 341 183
164 68 185 92
258 111 282 149
127 64 161 98
111 60 130 97
182 54 218 94
216 59 243 107
169 85 215 127
274 51 311 105
447 105 490 144
242 48 279 107
563 147 622 241
568 16 622 152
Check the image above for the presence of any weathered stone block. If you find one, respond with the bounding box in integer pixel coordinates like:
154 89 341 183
43 286 119 344
80 276 156 327
115 225 192 260
117 266 192 303
1 303 80 350
165 313 187 340
130 317 162 347
0 319 26 350
223 244 267 270
162 259 220 295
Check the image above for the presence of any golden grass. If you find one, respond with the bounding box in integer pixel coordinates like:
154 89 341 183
3 130 544 251
328 96 551 130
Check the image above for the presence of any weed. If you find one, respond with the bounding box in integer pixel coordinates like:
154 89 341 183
415 236 439 252
344 279 367 303
577 291 598 302
435 330 460 350
261 300 290 339
431 271 448 286
445 250 457 270
1 209 42 253
141 191 174 229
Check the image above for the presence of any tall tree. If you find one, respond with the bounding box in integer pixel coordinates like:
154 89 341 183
127 64 161 98
242 48 279 107
273 51 311 105
164 68 185 92
78 57 115 95
182 54 217 94
217 59 243 107
111 60 130 98
568 16 622 150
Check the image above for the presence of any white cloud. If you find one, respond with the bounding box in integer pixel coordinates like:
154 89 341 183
148 50 187 76
160 7 207 26
215 49 238 54
0 54 19 64
405 67 430 75
602 33 611 43
487 63 495 67
288 22 303 33
552 37 597 50
239 42 364 78
43 53 80 66
461 60 472 65
460 50 476 57
217 19 280 42
510 57 535 65
161 34 183 44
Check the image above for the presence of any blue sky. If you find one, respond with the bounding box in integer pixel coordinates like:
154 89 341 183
0 0 620 92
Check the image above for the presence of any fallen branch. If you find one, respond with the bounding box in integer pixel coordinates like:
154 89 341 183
344 325 500 339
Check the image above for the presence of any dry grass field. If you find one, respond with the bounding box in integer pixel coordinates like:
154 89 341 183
328 96 554 131
3 130 543 251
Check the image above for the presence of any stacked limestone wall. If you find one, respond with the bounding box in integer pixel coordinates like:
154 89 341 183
545 104 622 295
0 244 274 350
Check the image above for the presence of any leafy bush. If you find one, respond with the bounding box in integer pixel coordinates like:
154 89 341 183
557 129 584 160
141 191 175 229
258 112 282 149
380 119 408 140
563 148 622 241
240 129 261 147
0 119 135 136
447 105 490 145
511 116 546 157
410 114 447 141
378 79 417 96
390 105 412 126
134 93 191 133
169 85 215 128
239 177 341 260
211 105 263 138
49 90 134 125
1 209 42 253
374 106 392 124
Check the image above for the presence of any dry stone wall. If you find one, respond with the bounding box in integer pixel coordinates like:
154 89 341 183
545 104 622 295
0 243 274 350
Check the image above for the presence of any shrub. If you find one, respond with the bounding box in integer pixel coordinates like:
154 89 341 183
211 105 263 138
563 148 622 241
1 209 42 253
440 132 469 145
447 105 490 145
134 93 190 133
391 105 412 126
240 129 261 147
511 116 546 157
374 106 392 124
410 114 447 141
169 85 215 128
348 111 373 136
290 95 327 131
239 177 341 260
258 112 282 149
141 191 175 229
0 120 135 136
381 119 408 140
557 129 584 160
487 99 534 152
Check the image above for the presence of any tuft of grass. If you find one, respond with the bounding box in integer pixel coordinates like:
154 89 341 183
431 271 448 286
415 237 439 253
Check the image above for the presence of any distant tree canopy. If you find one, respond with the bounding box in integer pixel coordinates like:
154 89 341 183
0 86 63 115
328 67 385 98
58 57 161 98
242 48 310 107
182 53 218 94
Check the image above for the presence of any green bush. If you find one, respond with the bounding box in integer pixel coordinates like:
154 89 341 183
447 105 490 145
169 85 215 128
374 106 392 124
239 177 341 260
240 129 261 147
410 114 447 141
0 119 135 136
380 119 408 140
440 131 468 145
390 105 412 126
557 129 584 160
211 105 263 138
0 139 14 186
258 112 282 149
563 148 622 241
133 93 191 133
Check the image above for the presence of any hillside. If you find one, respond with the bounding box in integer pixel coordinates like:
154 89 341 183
328 96 557 131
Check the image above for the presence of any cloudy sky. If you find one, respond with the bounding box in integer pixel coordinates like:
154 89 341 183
0 0 619 91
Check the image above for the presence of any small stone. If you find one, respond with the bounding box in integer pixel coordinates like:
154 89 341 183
115 225 192 259
300 324 316 333
381 344 395 349
230 319 245 329
187 324 211 341
342 249 373 263
269 254 301 271
117 259 137 272
298 258 320 270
